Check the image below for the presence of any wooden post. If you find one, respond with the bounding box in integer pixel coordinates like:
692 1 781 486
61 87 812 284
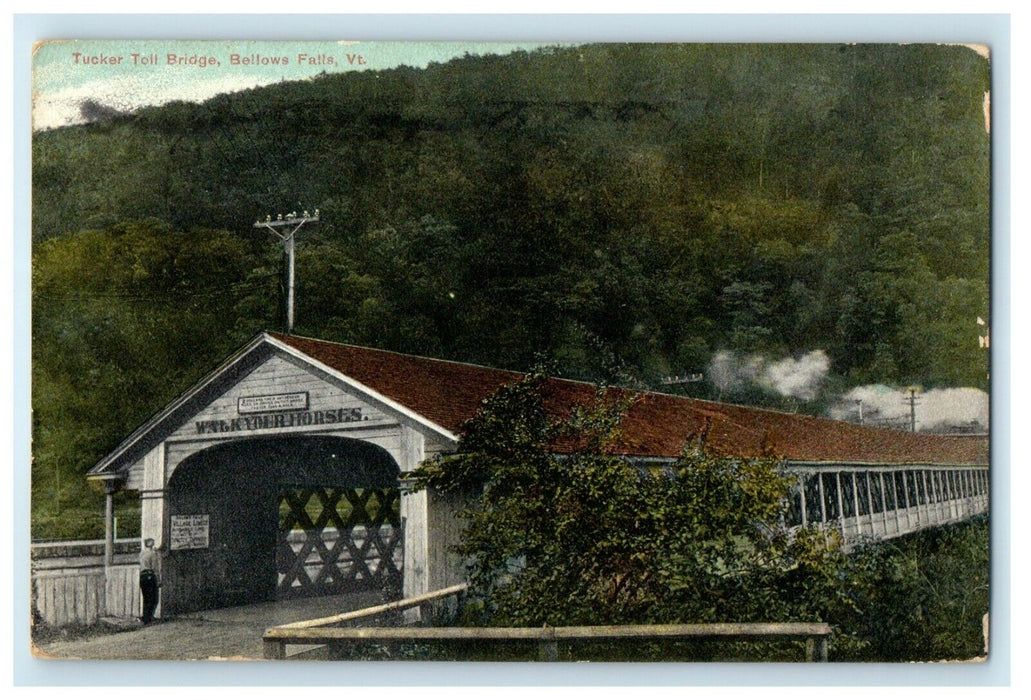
952 471 961 518
835 472 846 536
970 470 977 517
799 475 807 528
852 472 862 536
927 470 935 522
959 470 968 518
903 471 914 531
539 627 558 661
879 472 890 535
263 638 285 660
933 470 942 522
944 471 954 520
866 473 876 536
104 482 117 567
889 470 902 535
253 213 318 335
818 472 827 525
932 470 940 525
966 470 975 515
284 233 295 333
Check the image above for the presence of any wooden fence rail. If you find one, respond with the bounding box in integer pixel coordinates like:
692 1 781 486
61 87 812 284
263 621 832 662
274 582 469 631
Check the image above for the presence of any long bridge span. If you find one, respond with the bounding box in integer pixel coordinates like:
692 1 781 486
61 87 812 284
782 462 989 543
32 461 988 629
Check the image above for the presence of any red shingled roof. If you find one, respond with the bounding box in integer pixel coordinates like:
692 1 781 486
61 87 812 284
271 333 988 466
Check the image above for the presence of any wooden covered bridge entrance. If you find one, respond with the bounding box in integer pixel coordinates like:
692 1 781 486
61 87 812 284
164 435 401 612
80 331 988 624
86 332 461 618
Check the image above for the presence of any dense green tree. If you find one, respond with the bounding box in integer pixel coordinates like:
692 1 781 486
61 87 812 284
31 220 274 538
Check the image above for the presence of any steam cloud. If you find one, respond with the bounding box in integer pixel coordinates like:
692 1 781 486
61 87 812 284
708 350 830 401
829 385 989 432
707 349 988 432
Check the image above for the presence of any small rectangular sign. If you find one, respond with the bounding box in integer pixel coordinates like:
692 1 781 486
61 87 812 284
238 391 309 414
169 514 210 550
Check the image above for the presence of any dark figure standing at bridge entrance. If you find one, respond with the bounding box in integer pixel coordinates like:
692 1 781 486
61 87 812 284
139 538 162 624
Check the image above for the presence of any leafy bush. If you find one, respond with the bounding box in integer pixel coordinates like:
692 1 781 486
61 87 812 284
412 372 850 627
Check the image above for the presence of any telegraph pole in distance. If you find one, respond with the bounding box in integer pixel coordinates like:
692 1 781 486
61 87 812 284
254 209 319 334
904 386 921 433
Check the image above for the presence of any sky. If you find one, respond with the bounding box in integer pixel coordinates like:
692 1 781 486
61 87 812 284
32 40 560 131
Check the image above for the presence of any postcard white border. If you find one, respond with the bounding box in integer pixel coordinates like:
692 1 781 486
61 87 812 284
11 12 1013 690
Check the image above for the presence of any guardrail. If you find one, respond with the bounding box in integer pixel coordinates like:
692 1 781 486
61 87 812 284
264 604 831 662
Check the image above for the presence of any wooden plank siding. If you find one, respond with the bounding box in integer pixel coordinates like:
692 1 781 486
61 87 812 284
32 541 143 626
166 356 393 440
158 355 407 481
104 565 141 619
32 566 141 627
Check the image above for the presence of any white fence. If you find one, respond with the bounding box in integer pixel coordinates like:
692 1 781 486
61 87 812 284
32 564 141 627
31 539 143 627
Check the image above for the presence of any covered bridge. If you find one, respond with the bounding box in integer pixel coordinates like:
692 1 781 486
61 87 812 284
85 332 989 618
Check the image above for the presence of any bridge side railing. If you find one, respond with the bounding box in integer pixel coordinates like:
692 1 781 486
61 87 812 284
264 583 831 662
782 463 989 542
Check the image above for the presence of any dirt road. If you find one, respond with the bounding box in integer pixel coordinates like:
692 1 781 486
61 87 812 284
32 590 386 661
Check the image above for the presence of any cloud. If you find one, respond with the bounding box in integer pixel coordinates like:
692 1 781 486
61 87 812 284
707 350 831 401
829 385 989 432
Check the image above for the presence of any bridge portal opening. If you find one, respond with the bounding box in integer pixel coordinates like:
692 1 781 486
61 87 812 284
164 436 402 615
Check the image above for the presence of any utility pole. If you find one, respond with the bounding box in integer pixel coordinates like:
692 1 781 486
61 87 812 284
904 387 921 433
254 210 319 334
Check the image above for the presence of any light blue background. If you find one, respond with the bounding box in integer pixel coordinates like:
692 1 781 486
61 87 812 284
13 12 1011 687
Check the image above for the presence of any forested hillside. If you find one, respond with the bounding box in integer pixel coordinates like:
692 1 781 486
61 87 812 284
31 43 990 538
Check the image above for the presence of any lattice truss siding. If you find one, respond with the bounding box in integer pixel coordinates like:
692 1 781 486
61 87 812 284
276 486 403 598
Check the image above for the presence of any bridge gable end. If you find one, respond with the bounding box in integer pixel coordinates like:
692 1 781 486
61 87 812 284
91 334 455 486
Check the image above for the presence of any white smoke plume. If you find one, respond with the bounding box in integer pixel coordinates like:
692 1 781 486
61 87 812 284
708 350 830 401
761 351 831 401
829 384 989 432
